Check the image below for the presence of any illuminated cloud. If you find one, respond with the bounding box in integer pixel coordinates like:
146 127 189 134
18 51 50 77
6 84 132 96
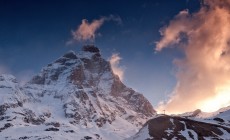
67 15 122 44
72 18 104 42
155 10 190 51
156 0 230 114
109 53 125 81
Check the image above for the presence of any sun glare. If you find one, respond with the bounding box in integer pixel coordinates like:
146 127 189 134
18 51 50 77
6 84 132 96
199 85 230 112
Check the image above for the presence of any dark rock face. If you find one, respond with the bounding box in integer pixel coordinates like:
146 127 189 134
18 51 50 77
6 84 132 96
19 136 31 139
213 117 225 122
23 109 50 125
145 115 230 140
110 76 155 117
45 127 59 131
0 103 23 116
63 51 78 59
128 93 155 117
0 105 8 116
0 123 13 132
45 122 60 127
95 117 107 127
82 45 100 53
30 75 45 85
110 75 126 97
70 66 85 85
84 136 93 140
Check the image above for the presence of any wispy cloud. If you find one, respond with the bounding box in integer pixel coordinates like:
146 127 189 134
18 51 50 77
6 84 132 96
109 53 125 81
16 70 35 86
67 15 122 45
156 0 230 114
0 64 11 75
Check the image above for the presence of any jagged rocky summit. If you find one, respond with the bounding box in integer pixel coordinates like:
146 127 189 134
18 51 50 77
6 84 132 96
0 45 156 140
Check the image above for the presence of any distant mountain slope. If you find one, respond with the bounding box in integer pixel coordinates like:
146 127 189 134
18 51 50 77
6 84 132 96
0 45 156 140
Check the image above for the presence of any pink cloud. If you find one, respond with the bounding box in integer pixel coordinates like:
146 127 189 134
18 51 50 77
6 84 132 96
156 0 230 114
109 53 125 81
67 15 122 44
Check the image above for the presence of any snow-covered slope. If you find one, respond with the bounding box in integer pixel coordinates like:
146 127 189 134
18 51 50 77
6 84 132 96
0 45 156 140
129 106 230 140
214 106 230 122
128 115 230 140
178 106 230 128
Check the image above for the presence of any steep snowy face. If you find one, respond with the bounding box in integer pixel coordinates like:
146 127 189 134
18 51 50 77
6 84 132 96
0 74 26 113
0 45 155 139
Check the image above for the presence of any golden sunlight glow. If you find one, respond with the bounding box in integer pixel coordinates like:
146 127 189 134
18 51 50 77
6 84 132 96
199 85 230 112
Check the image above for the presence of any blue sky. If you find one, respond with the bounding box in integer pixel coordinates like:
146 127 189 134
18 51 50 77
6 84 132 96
0 0 200 107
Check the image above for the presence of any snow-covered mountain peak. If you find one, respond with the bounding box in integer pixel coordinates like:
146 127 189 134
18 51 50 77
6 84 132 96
0 46 156 140
29 45 107 86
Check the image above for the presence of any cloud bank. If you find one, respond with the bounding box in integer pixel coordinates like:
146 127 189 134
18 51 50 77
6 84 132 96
156 0 230 114
109 53 125 81
67 15 122 44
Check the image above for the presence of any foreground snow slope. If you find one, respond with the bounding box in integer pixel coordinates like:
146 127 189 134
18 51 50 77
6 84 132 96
128 114 230 140
129 106 230 140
